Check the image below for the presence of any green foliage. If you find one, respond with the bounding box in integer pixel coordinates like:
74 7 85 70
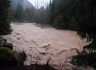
49 0 96 69
71 51 88 67
71 0 96 69
0 47 17 67
72 51 96 68
53 15 64 29
24 8 35 22
14 3 24 22
72 0 96 41
9 7 15 21
49 0 78 30
0 0 12 35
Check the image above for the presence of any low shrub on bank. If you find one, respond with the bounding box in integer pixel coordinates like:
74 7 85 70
0 47 17 67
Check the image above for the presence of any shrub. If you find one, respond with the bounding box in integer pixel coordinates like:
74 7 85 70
53 15 64 29
0 47 17 67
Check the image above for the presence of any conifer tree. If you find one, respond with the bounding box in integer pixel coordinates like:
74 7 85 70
0 0 12 35
14 3 24 22
71 0 96 68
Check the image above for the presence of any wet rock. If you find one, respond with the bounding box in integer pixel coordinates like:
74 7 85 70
58 50 66 54
42 44 51 48
3 43 13 50
0 37 6 46
38 51 47 55
41 44 51 50
16 33 21 35
17 38 20 40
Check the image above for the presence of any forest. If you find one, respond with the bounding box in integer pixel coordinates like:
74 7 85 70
0 0 96 70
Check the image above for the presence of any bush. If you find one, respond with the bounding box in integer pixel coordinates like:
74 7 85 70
53 15 71 30
71 49 96 68
53 15 64 29
0 47 17 67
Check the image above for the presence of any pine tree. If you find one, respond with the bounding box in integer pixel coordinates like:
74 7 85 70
14 3 24 22
0 0 12 35
71 0 96 68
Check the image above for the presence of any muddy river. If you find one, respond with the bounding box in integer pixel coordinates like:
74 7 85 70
3 23 87 68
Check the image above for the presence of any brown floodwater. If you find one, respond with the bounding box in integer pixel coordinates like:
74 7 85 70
3 23 87 69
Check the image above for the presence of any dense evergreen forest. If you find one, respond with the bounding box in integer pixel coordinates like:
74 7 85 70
0 0 96 69
9 0 49 23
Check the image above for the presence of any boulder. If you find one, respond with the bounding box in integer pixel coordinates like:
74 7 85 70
3 43 13 50
0 37 6 46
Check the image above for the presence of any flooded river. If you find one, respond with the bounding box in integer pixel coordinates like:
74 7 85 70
3 23 87 68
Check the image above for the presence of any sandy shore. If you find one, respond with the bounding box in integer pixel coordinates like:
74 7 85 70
3 23 87 68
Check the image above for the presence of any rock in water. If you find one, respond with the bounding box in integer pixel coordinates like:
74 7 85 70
3 43 13 50
0 37 6 46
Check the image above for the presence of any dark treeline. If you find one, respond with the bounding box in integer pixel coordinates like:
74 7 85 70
48 0 96 69
49 0 93 30
9 3 49 24
49 0 78 30
49 0 96 69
